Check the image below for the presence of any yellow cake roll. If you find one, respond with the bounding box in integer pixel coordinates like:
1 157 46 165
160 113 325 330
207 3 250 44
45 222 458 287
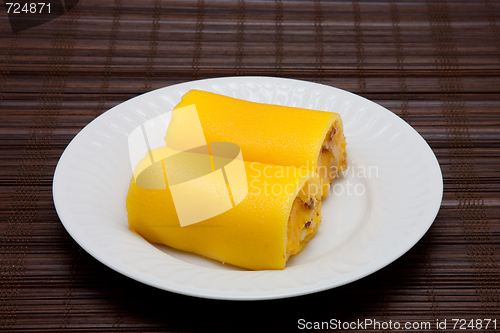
127 147 323 270
166 89 347 195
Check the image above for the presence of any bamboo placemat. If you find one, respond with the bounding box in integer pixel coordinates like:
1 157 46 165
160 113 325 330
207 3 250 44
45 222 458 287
1 0 499 332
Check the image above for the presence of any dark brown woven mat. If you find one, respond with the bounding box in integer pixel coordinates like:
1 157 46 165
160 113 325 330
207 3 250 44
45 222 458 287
1 0 499 332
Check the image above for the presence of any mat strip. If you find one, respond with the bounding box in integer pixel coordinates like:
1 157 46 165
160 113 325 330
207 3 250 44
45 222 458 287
314 0 324 84
389 0 409 122
484 0 500 64
352 0 366 95
143 0 162 92
59 244 81 331
0 34 18 104
95 0 122 117
0 6 80 332
427 0 500 320
275 0 283 77
192 0 205 78
235 0 245 76
376 270 390 333
420 238 442 332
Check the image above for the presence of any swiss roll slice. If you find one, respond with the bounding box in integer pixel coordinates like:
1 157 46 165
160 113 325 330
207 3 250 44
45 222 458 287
126 147 323 270
166 89 347 196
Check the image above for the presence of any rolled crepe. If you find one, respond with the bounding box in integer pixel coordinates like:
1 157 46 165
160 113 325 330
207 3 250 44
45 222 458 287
127 147 323 270
166 90 347 196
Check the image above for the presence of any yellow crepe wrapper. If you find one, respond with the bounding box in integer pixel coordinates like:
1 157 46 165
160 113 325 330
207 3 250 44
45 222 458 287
127 147 323 271
166 89 347 196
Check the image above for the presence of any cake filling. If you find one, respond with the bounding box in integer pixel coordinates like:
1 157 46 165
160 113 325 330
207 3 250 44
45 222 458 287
285 180 322 259
317 120 347 187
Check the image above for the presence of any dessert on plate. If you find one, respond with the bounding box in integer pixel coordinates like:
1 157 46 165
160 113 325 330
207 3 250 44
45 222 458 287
127 90 347 270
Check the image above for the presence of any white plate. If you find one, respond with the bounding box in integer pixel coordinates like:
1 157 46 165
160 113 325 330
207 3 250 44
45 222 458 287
53 77 443 300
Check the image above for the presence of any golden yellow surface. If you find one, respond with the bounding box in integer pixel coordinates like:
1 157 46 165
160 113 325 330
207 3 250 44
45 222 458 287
127 147 323 270
127 90 349 270
168 90 347 191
